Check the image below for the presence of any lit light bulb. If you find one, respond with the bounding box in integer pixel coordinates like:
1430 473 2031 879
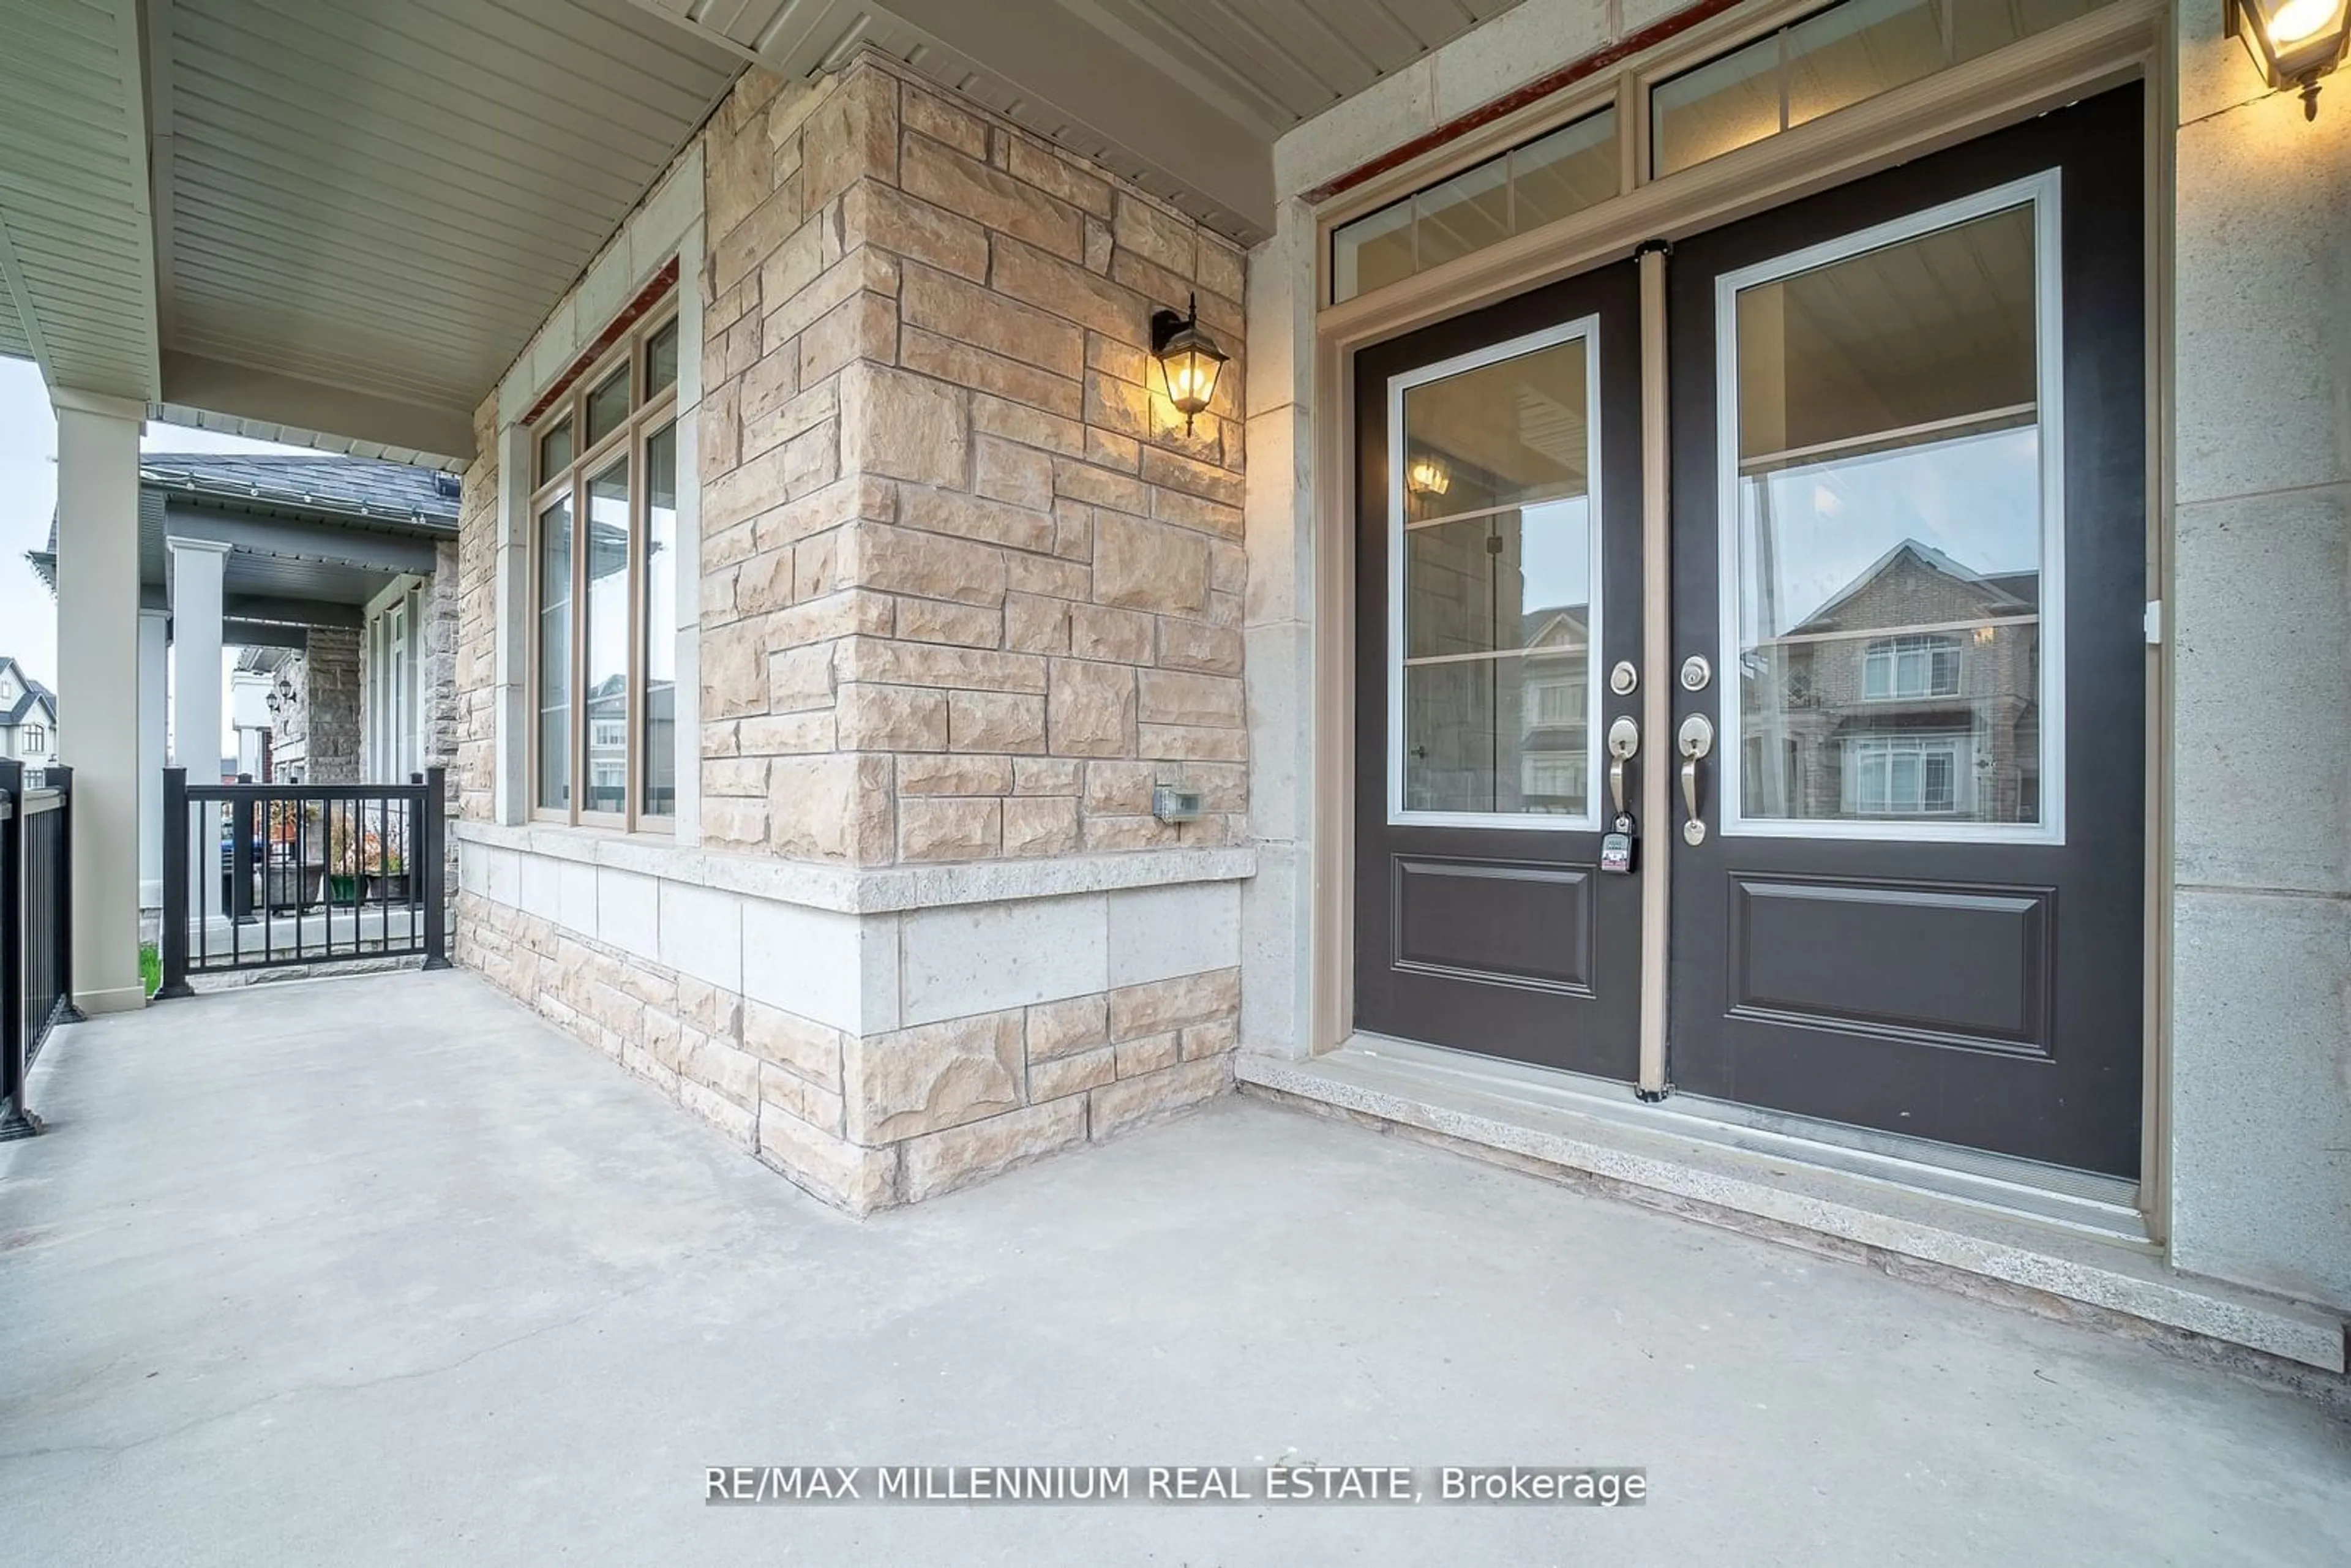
2272 0 2337 43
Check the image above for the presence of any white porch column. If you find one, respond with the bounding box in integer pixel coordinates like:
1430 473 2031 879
168 537 231 925
52 390 146 1015
138 607 168 909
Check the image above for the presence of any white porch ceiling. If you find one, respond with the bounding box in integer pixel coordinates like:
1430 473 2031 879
148 0 743 460
631 0 1529 244
0 0 160 402
2 0 1522 465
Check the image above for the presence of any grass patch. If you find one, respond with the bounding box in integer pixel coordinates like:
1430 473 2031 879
139 942 161 998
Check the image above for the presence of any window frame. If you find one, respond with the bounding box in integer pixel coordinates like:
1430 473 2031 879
1713 170 2065 846
1385 313 1607 832
527 295 681 833
1863 634 1963 700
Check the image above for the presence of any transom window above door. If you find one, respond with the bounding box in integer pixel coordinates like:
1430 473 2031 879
1387 318 1605 830
1716 173 2063 842
530 302 682 829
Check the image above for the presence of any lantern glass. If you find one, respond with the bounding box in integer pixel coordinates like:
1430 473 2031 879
1160 343 1222 417
2235 0 2351 87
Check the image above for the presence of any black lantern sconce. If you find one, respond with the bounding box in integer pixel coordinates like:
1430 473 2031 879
2228 0 2351 118
1149 294 1228 435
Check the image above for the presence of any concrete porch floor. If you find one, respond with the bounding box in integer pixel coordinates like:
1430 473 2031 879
1 972 2344 1565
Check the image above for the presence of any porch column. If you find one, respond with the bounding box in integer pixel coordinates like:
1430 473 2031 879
52 390 146 1015
138 607 168 909
168 537 231 924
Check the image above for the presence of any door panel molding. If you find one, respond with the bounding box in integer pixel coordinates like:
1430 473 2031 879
1726 874 2055 1056
1392 855 1596 995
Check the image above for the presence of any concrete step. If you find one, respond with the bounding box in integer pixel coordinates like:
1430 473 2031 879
1236 1040 2348 1375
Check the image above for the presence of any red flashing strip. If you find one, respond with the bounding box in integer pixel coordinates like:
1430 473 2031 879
1300 0 1749 208
519 255 684 427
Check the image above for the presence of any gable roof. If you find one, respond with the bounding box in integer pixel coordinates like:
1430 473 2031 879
0 656 57 727
1790 539 2038 636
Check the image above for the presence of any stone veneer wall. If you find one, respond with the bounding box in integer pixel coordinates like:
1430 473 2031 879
446 58 1254 1214
693 59 1250 865
452 857 1244 1212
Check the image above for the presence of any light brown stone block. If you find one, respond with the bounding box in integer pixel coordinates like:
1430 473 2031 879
757 1106 900 1215
1087 1056 1232 1141
841 363 969 490
901 327 1083 419
899 1097 1088 1203
1027 1043 1116 1101
1004 137 1113 218
836 683 950 751
1112 191 1196 277
948 689 1046 753
846 1009 1026 1141
1112 1030 1181 1078
1093 511 1209 615
899 487 1056 554
898 753 1013 797
841 179 989 282
1001 795 1079 857
1109 968 1240 1038
900 132 1083 260
897 796 1002 861
1026 992 1108 1059
1046 659 1135 757
1138 669 1244 727
803 66 898 209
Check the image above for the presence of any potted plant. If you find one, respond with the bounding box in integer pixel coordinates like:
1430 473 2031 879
327 812 361 905
362 813 410 903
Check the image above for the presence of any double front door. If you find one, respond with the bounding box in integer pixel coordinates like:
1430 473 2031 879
1352 88 2145 1179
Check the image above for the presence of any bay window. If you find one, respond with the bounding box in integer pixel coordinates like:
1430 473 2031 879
530 300 680 827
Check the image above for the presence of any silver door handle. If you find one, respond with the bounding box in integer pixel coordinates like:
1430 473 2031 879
1677 712 1713 845
1607 716 1639 817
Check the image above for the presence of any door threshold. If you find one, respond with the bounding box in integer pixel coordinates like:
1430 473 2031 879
1235 1038 2347 1373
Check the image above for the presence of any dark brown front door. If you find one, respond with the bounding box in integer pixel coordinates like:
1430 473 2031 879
1352 260 1644 1081
1664 88 2147 1177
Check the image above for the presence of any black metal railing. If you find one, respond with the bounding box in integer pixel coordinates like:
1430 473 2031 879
2 759 72 1141
157 766 448 996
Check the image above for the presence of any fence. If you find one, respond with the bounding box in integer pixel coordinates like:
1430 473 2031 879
157 766 449 996
1 759 72 1141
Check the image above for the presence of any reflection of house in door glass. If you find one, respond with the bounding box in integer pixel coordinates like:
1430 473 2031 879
1740 534 2039 825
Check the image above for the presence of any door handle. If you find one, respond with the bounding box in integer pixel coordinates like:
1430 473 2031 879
1677 712 1714 846
1607 716 1639 817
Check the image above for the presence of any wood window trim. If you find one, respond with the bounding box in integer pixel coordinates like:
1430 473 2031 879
526 293 681 833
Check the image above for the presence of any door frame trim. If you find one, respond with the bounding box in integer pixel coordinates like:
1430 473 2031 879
1306 0 2172 1223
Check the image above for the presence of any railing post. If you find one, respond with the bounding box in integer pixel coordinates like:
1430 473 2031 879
157 768 193 999
421 765 450 970
230 773 257 924
49 765 78 1024
0 758 31 1140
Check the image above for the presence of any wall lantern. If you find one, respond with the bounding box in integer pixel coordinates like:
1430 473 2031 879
2228 0 2351 118
1150 294 1228 433
1405 454 1452 497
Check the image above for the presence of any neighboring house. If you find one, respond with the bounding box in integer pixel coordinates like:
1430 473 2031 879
0 656 58 765
1745 539 2039 823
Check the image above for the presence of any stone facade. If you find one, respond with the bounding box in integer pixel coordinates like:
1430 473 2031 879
447 55 1251 1214
268 625 362 784
454 872 1240 1212
692 59 1250 866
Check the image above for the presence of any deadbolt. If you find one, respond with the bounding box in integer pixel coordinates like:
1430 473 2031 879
1679 655 1711 692
1610 659 1638 696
